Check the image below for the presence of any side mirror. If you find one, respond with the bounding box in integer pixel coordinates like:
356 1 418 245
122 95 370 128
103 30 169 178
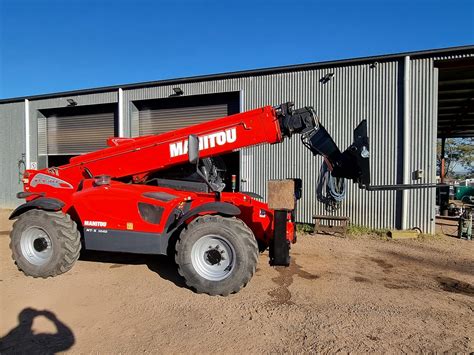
188 135 199 164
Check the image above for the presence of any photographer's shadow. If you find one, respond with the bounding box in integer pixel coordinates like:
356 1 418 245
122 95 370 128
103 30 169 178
0 308 74 354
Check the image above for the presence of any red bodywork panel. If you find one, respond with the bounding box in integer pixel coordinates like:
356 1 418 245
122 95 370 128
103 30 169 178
71 181 275 242
21 106 296 252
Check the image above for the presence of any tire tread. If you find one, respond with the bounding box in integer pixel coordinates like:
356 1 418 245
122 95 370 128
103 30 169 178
9 209 81 278
175 215 258 296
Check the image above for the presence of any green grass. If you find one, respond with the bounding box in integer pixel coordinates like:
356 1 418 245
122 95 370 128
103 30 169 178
347 225 441 240
295 223 314 234
346 224 390 239
295 222 389 239
296 221 442 241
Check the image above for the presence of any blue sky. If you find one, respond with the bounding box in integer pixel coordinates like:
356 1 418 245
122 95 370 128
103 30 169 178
0 0 472 99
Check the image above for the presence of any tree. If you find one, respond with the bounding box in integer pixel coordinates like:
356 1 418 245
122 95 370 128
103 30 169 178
437 138 474 178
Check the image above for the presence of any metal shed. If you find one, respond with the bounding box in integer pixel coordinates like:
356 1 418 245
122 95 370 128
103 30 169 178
1 45 473 233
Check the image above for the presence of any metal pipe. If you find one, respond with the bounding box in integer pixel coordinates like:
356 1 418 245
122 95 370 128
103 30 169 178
366 183 447 191
24 99 30 169
440 137 446 183
401 56 411 230
118 88 124 137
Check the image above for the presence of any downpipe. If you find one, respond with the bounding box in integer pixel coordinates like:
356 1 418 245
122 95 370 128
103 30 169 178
401 56 411 230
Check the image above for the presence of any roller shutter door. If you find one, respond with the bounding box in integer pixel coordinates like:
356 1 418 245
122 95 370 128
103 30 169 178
139 104 229 136
40 108 115 156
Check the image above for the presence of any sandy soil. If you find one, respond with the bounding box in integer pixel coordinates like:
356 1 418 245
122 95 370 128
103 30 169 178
0 212 473 353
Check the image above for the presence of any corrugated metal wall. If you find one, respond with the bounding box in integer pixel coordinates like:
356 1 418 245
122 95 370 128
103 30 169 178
0 102 25 208
405 57 438 233
123 62 399 229
241 64 400 229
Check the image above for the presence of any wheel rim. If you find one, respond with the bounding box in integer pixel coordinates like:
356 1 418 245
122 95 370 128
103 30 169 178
191 234 236 281
20 227 53 266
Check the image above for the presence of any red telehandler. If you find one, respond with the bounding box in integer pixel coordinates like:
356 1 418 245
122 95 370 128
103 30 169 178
9 102 372 295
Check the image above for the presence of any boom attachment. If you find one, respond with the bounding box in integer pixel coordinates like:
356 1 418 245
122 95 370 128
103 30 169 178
276 102 371 188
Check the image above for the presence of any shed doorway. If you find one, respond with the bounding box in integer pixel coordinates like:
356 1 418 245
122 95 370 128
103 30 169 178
436 57 474 217
132 92 241 192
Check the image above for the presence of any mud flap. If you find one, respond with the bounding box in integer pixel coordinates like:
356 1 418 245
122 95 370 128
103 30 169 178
269 210 290 266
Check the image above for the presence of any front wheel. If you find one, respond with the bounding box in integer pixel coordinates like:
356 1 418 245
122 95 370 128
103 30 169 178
9 210 81 278
175 215 258 296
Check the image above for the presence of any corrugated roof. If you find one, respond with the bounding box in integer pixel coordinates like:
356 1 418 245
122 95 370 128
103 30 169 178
1 45 473 104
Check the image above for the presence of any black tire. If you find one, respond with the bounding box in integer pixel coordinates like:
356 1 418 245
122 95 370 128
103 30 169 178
462 195 474 204
175 215 258 296
9 209 81 278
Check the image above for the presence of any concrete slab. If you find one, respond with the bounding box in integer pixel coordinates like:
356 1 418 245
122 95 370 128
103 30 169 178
388 230 419 239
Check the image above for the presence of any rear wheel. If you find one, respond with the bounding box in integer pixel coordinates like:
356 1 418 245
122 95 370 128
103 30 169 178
461 195 474 204
175 215 258 296
9 210 81 278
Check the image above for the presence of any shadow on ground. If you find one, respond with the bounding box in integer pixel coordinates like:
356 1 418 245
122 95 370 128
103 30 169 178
382 249 474 277
435 276 474 296
0 308 75 354
79 250 187 289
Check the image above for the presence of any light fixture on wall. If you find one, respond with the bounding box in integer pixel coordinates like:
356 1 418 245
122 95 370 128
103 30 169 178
320 73 334 84
67 99 78 106
170 87 184 97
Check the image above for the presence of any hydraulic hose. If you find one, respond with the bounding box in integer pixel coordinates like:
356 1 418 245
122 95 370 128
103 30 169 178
316 161 346 212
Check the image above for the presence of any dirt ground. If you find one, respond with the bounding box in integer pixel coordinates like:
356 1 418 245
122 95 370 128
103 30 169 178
1 210 473 353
